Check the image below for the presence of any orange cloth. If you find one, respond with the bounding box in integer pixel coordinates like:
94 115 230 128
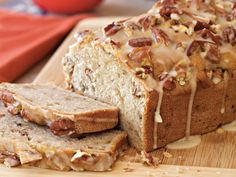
0 9 93 82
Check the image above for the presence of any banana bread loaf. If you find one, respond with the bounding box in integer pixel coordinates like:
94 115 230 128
0 83 119 136
63 0 236 151
0 103 127 171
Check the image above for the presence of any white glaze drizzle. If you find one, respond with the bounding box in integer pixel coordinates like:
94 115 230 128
220 71 229 114
222 120 236 132
186 69 197 139
166 135 201 150
153 70 177 149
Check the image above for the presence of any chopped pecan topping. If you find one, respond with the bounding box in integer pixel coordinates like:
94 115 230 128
159 6 180 20
138 15 157 30
128 47 153 75
0 90 15 104
198 29 222 45
50 119 75 136
103 22 123 36
205 45 220 63
0 152 20 167
7 102 21 115
151 27 170 46
110 40 121 48
194 20 210 31
187 40 214 56
222 26 236 45
187 40 202 56
187 40 220 63
124 21 142 30
135 68 148 79
128 37 152 47
20 110 33 122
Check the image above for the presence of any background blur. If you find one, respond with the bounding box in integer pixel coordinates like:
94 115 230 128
0 0 154 16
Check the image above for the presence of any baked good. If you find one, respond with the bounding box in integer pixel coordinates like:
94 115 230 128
0 103 127 171
0 83 119 136
63 0 236 151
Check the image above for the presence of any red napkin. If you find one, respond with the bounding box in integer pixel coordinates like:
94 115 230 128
0 9 93 82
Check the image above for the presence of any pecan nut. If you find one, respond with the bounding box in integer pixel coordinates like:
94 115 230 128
198 29 222 45
50 119 75 136
205 45 220 63
128 37 152 47
0 152 20 167
103 22 123 36
159 6 180 20
194 21 210 31
151 27 170 46
222 26 236 45
0 90 15 104
20 110 33 122
138 15 157 30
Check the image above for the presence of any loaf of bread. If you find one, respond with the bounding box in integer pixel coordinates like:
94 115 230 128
0 103 127 171
0 83 119 136
63 0 236 151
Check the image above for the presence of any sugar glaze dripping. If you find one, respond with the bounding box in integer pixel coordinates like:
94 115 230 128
222 120 236 132
152 70 177 149
220 71 229 114
167 69 201 150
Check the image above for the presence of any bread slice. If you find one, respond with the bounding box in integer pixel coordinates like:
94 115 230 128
0 83 119 136
0 104 127 171
63 0 236 151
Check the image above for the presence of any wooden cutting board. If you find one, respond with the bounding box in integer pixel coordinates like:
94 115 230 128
2 17 236 177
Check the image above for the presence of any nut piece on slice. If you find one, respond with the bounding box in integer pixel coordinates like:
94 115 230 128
0 108 127 171
0 83 119 136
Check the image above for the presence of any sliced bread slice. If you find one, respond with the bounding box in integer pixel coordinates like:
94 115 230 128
0 83 119 136
0 104 127 171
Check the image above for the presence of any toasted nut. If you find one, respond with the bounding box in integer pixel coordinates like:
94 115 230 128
0 90 15 104
205 45 220 63
20 110 33 122
50 119 75 136
103 22 123 36
151 27 170 46
128 37 152 47
198 29 222 45
159 6 180 20
135 68 148 79
0 152 20 167
7 102 22 115
222 26 236 45
138 15 157 30
194 20 210 31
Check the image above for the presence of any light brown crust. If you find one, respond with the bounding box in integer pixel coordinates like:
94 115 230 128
0 86 119 137
143 70 236 151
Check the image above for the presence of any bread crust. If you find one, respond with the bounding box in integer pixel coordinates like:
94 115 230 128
143 70 236 151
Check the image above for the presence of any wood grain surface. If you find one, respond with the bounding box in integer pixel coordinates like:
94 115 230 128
5 17 236 177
